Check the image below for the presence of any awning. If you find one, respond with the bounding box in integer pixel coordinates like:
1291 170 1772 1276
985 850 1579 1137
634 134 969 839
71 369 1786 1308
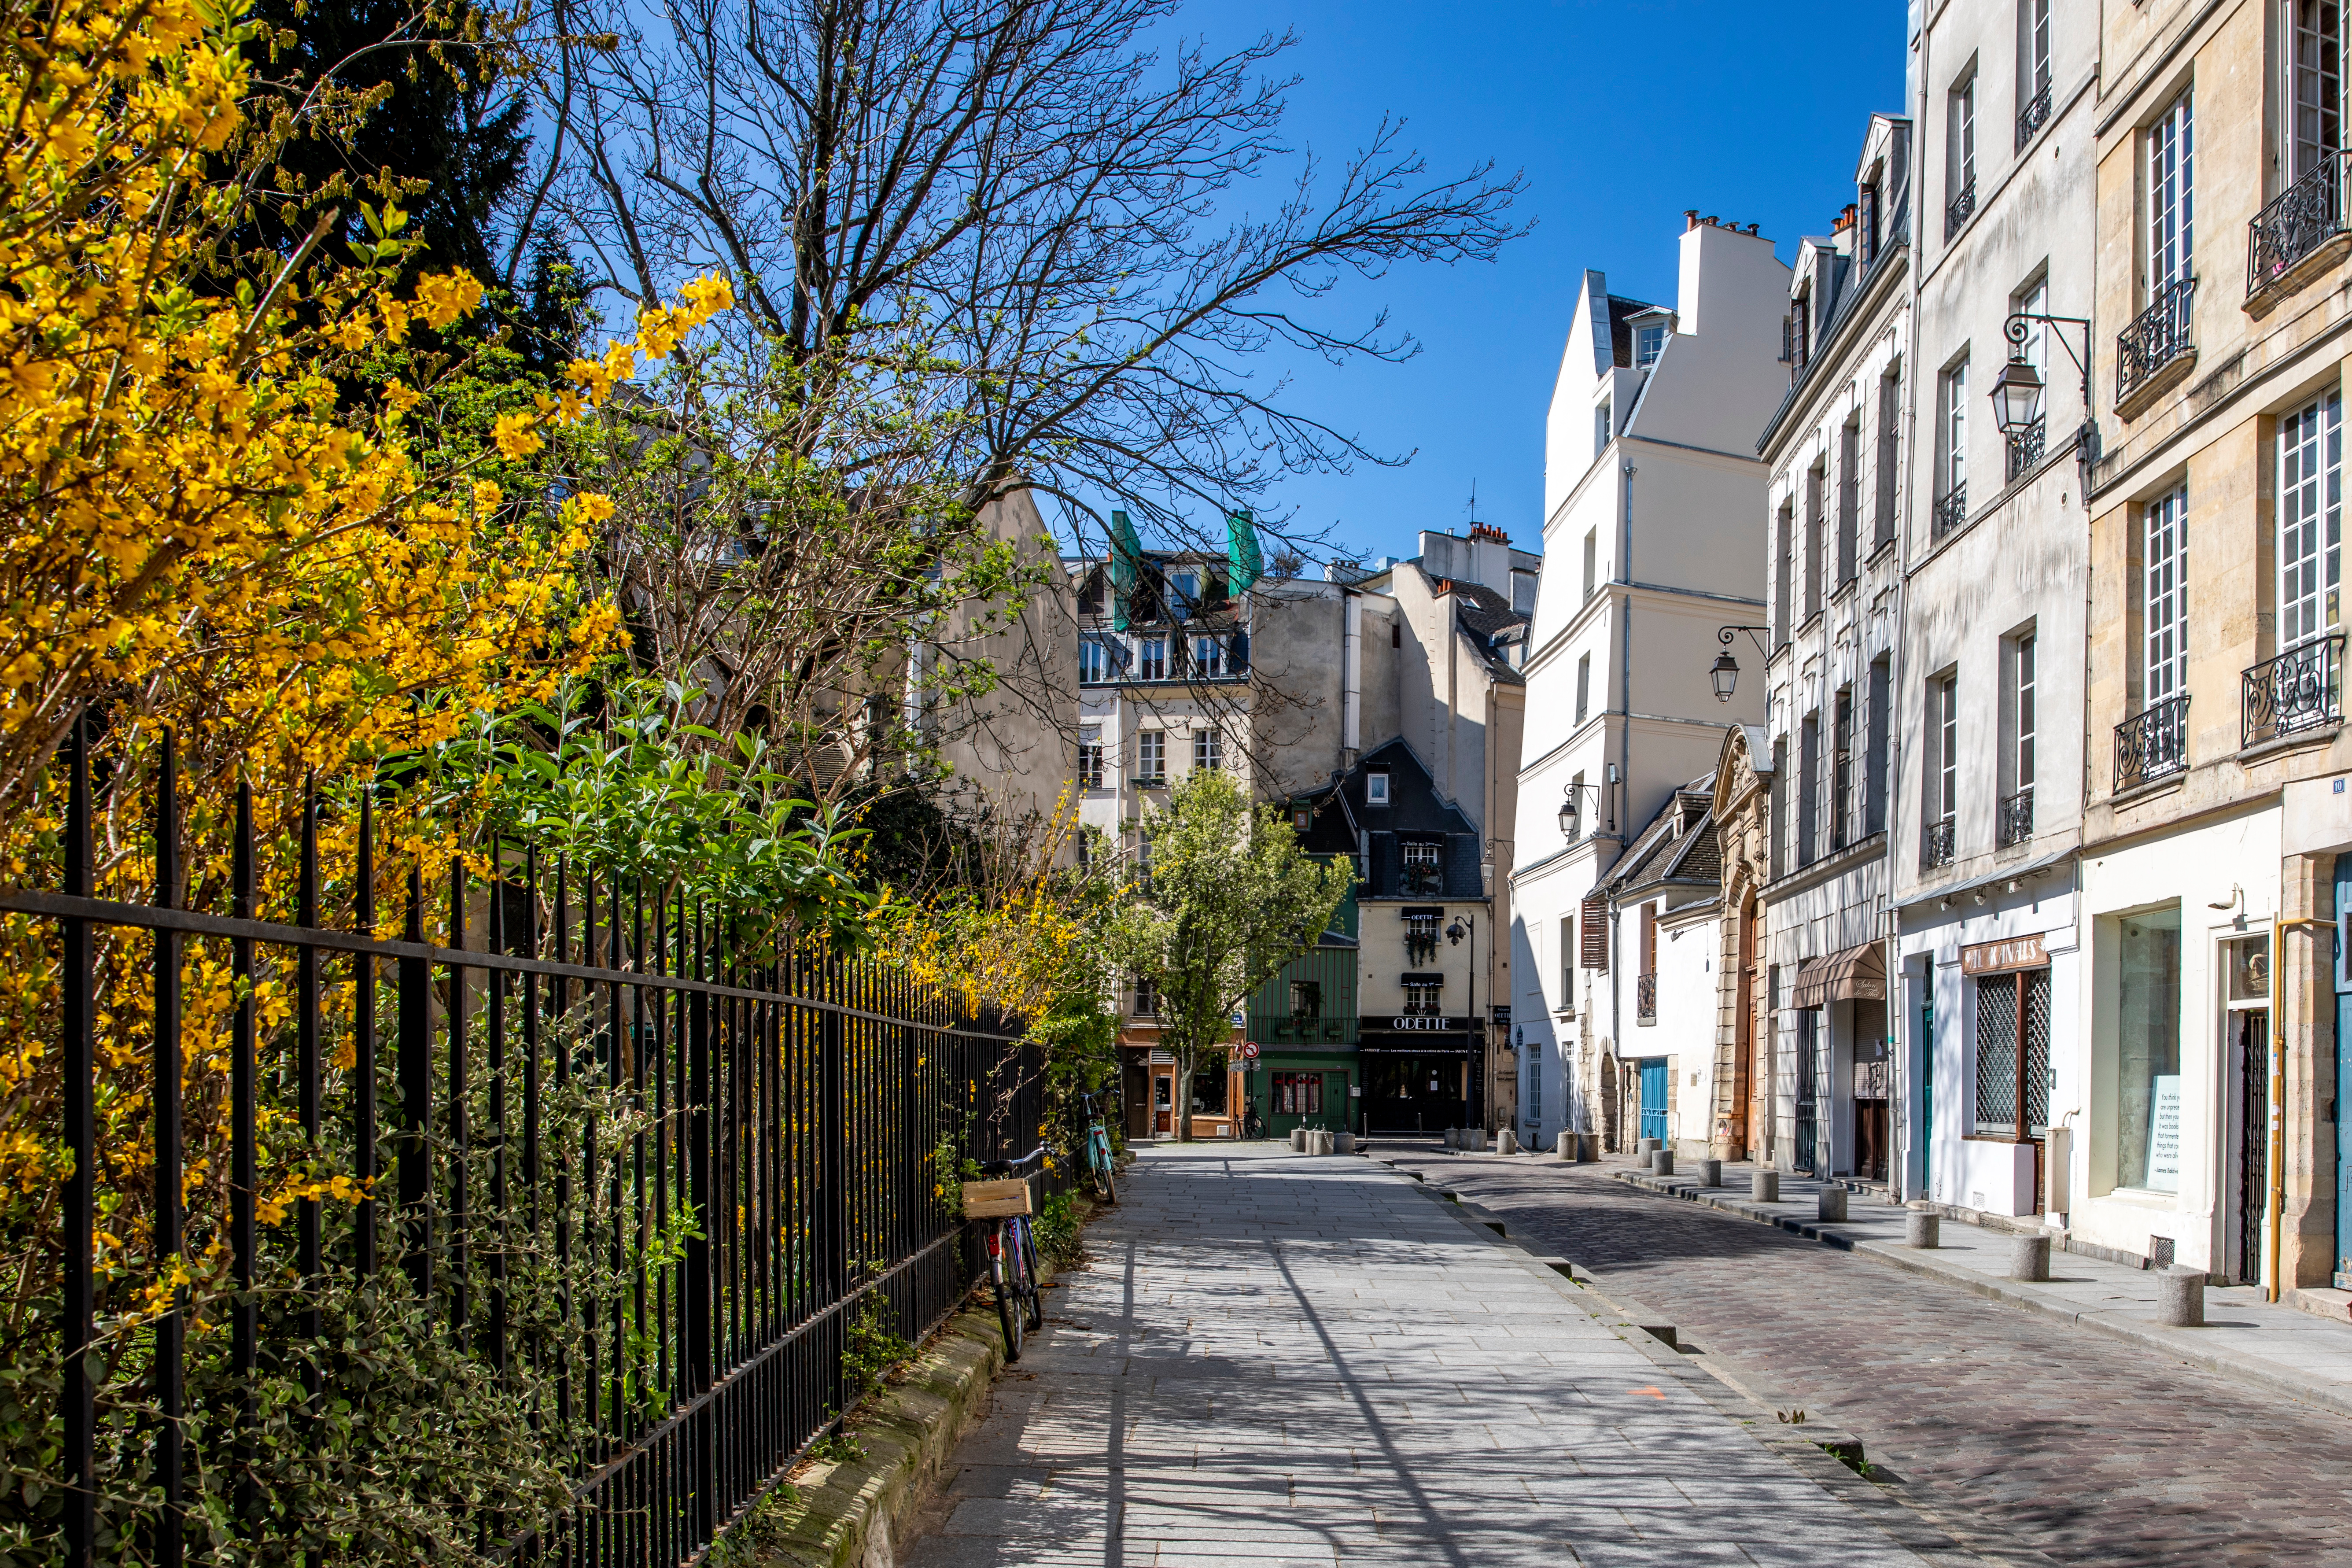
1788 942 1887 1009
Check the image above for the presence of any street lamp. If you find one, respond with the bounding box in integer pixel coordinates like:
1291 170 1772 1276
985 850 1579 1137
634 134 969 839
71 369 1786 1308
1992 309 2101 478
1710 625 1770 703
1989 354 2046 435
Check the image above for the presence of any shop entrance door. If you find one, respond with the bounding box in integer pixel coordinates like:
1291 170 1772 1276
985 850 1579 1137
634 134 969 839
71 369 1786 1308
2235 1010 2271 1286
1795 1011 1819 1175
1638 1058 1668 1145
1362 1054 1469 1133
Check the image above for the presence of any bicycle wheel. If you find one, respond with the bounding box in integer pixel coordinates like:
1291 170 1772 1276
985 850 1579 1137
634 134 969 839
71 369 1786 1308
1092 1132 1117 1205
992 1228 1024 1362
1014 1218 1044 1330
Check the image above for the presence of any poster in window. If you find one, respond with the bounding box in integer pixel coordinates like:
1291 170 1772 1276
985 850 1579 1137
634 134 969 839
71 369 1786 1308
2145 1074 2181 1193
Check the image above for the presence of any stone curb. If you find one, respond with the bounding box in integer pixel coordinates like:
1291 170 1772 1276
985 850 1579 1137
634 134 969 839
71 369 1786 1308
1610 1169 2352 1426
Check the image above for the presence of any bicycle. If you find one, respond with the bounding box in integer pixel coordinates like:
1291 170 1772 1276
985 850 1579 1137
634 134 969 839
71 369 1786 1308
1080 1092 1117 1205
968 1150 1046 1361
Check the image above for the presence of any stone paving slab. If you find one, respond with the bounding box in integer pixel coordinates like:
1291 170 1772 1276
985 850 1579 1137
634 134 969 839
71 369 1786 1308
904 1144 1994 1567
1589 1155 2352 1420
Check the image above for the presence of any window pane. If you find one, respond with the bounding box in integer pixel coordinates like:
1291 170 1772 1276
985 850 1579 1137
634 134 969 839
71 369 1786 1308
1974 972 2020 1136
2117 909 2182 1191
2146 487 2189 701
2280 392 2343 647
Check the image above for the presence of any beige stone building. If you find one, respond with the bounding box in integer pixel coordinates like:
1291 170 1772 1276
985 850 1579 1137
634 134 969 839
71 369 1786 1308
2076 0 2352 1296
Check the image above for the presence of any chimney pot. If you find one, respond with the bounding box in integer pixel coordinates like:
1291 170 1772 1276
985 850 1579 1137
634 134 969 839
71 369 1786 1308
1686 209 1700 229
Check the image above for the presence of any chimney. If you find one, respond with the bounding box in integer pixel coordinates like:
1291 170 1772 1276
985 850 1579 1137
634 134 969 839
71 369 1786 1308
1686 209 1701 230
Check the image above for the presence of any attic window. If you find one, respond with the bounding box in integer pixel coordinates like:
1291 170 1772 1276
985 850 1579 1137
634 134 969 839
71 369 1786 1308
1366 771 1391 806
1636 324 1668 369
1291 807 1312 832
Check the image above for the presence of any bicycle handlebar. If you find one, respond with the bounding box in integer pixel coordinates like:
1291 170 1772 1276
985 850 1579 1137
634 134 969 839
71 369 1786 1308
975 1146 1049 1178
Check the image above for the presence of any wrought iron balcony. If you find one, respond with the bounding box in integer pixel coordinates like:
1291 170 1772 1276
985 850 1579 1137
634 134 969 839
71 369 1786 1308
1998 787 2034 847
1946 178 1977 240
1922 817 1956 870
2004 419 2046 483
2115 695 2190 792
2248 151 2352 297
2116 279 2195 406
1636 972 1657 1023
1932 483 1968 540
2016 85 2053 151
2242 634 2345 748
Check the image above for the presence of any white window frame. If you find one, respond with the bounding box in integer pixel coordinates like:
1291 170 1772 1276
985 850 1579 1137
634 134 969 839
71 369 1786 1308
2279 390 2342 649
2023 0 2051 99
2149 92 2194 297
1938 675 1959 826
2145 486 2190 705
1191 633 1225 678
2015 633 2038 794
1192 727 1222 771
1139 635 1168 682
1366 770 1391 806
1940 358 1970 498
1575 653 1591 726
2294 0 2342 179
1636 324 1668 369
1951 75 1977 199
1137 730 1165 780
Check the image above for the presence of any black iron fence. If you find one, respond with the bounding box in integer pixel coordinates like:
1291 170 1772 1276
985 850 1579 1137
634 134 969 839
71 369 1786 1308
39 725 1035 1567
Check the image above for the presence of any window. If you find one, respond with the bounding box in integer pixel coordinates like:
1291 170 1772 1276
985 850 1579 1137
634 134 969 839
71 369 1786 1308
1792 288 1813 372
1804 463 1825 618
1952 74 1976 196
1288 980 1322 1020
1768 742 1786 878
1391 617 1401 649
1875 365 1901 547
1273 1072 1323 1116
1192 634 1226 678
2115 907 2182 1191
1575 653 1591 726
1862 176 1884 264
1638 901 1657 976
1401 841 1442 897
1937 675 1959 827
1405 911 1440 966
1582 529 1599 598
1799 711 1820 868
1139 636 1168 681
1136 830 1153 891
1837 418 1860 583
1193 727 1222 771
2145 486 2189 705
1973 966 2051 1139
2019 0 2052 127
2014 632 2038 798
1366 770 1390 806
1169 569 1199 620
1079 638 1110 684
1939 358 1969 504
1527 1040 1541 1125
1594 401 1612 457
1774 501 1794 641
1866 655 1891 834
1636 323 1668 368
1078 739 1105 791
1558 916 1576 1014
1402 978 1445 1016
1190 1067 1227 1115
2297 0 2342 180
1137 730 1165 780
2280 390 2342 649
2150 93 2193 298
1134 973 1158 1016
1833 688 1854 851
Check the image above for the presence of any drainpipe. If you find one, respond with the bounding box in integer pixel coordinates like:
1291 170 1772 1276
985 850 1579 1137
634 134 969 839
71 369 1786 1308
1618 463 1637 836
1342 591 1362 766
2271 914 2331 1301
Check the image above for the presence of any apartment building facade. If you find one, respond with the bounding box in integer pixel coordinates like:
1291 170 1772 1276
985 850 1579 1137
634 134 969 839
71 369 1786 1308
1510 215 1788 1156
2074 0 2352 1296
1751 113 1913 1183
1894 0 2096 1218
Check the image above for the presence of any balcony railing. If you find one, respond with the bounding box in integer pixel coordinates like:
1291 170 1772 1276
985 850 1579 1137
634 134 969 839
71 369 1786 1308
2242 634 2345 748
2117 279 2195 405
2115 694 2191 791
1999 786 2034 847
1946 178 1977 240
1399 866 1444 899
2248 151 2352 297
1636 972 1657 1023
1932 483 1968 540
2004 419 2046 483
2016 84 2053 150
1923 817 1956 870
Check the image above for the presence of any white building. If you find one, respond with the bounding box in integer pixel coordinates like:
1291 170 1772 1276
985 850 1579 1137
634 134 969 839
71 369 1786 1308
1893 0 2096 1217
1510 215 1790 1155
1751 114 1914 1184
1599 779 1724 1157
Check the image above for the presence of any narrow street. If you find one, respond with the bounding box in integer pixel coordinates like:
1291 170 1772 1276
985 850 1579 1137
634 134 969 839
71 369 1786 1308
906 1144 1971 1566
1380 1146 2352 1567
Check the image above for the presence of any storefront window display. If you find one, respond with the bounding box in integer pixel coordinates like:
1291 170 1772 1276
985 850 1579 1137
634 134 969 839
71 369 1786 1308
1191 1068 1228 1115
2117 905 2182 1192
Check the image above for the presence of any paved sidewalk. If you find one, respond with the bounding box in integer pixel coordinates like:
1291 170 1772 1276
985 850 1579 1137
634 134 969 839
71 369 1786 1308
905 1143 1991 1567
1604 1155 2352 1419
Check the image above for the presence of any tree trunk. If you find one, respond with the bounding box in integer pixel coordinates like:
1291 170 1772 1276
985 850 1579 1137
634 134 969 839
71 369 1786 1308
1175 1047 1193 1143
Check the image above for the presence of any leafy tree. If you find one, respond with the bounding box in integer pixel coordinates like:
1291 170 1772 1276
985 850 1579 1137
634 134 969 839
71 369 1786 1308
1111 767 1351 1142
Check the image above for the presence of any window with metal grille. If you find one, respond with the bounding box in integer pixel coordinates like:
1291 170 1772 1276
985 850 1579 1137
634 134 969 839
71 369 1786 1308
2280 391 2342 648
1973 967 2051 1138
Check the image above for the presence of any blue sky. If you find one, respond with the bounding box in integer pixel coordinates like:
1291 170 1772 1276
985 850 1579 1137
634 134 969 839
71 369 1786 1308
1177 0 1910 569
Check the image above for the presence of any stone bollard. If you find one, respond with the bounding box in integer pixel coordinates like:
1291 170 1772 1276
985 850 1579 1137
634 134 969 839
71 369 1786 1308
2157 1264 2205 1327
1696 1158 1722 1188
1637 1136 1662 1156
1904 1206 1941 1249
1470 1128 1490 1153
1334 1131 1356 1154
1753 1169 1780 1202
1552 1134 1578 1162
1652 1148 1675 1176
1290 1127 1307 1152
1310 1129 1335 1155
2009 1232 2052 1283
1441 1128 1457 1150
1817 1187 1848 1222
1497 1127 1518 1155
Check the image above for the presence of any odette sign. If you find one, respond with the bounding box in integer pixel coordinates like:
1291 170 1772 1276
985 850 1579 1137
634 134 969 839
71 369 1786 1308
1373 1015 1467 1032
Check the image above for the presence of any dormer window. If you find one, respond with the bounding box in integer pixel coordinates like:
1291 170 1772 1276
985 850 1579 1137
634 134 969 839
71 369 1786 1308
1366 770 1391 806
1169 569 1199 620
1636 324 1668 369
1792 287 1813 370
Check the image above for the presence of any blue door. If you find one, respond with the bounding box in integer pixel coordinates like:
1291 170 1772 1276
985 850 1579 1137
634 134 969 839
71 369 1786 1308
1639 1058 1669 1145
2336 858 2352 1288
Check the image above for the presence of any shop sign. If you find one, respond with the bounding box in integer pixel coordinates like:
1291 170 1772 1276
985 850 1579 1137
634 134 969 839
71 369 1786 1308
1960 934 2047 976
1365 1014 1468 1032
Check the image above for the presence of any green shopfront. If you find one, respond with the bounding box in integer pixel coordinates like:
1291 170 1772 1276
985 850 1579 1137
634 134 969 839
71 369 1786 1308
1243 905 1360 1138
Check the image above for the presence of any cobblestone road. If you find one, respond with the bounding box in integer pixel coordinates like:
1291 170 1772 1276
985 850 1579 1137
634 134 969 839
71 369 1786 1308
1384 1147 2352 1567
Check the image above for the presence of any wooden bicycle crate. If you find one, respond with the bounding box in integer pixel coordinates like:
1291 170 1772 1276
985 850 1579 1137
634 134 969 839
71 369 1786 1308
960 1177 1034 1218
